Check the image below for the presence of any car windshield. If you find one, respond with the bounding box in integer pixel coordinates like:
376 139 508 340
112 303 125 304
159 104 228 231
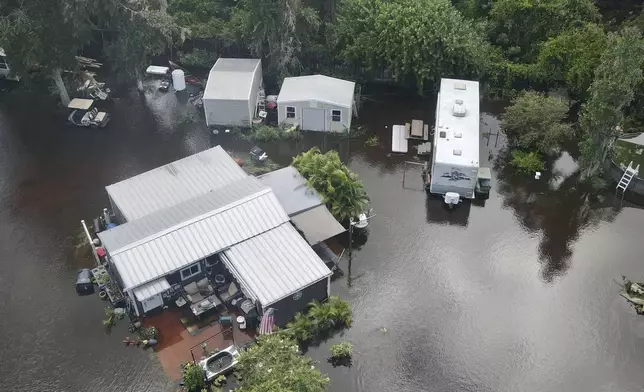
479 178 491 187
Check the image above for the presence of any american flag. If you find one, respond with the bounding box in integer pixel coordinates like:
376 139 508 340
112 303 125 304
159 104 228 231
259 308 275 335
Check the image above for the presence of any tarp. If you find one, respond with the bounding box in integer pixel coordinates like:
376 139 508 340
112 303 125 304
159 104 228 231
291 205 346 245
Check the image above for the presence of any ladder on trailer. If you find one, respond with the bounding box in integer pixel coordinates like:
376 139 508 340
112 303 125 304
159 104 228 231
616 161 639 200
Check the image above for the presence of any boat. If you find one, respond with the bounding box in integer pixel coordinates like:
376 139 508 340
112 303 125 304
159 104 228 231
199 345 240 381
67 98 110 128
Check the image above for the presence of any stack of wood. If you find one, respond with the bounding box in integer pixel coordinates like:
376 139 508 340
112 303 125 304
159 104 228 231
76 56 103 69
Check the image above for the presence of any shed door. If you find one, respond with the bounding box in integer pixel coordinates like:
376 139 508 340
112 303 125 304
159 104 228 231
302 108 326 132
141 293 163 313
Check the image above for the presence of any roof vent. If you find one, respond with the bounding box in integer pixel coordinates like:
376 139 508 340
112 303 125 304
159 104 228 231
454 82 466 90
439 131 447 138
453 149 462 156
454 132 462 138
452 99 466 117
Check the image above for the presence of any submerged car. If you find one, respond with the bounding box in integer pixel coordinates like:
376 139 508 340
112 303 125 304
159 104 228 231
67 98 110 128
199 345 240 381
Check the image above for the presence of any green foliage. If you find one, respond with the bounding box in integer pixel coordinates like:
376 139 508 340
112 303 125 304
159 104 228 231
500 91 572 154
579 27 644 180
103 307 116 331
537 23 607 97
336 0 493 92
235 334 329 392
243 124 301 142
509 151 545 173
329 342 353 359
365 135 379 147
168 0 235 40
181 361 206 392
292 148 369 222
489 0 600 62
285 296 353 342
178 49 218 68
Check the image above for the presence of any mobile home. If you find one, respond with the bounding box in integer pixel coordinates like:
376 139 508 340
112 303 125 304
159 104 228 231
429 79 480 199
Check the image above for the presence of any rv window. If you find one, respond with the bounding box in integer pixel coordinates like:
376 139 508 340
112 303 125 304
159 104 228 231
453 149 462 156
286 106 296 118
180 263 201 280
439 131 446 138
331 109 342 122
454 132 462 138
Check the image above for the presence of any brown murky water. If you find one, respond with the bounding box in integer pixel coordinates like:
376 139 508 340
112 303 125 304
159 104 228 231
2 82 644 392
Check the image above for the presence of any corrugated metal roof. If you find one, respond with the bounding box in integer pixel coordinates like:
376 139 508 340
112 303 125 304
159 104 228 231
106 189 289 290
204 58 261 101
277 75 355 108
132 277 170 301
291 205 346 245
99 177 266 251
223 223 332 306
105 146 248 221
257 166 322 216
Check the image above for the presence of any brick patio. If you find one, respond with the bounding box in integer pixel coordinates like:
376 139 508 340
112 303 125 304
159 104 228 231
143 307 255 381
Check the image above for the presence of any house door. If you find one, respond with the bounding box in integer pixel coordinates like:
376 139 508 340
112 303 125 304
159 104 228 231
141 293 163 313
302 108 326 132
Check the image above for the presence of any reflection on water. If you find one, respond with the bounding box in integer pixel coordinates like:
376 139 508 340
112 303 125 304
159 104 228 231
2 84 644 392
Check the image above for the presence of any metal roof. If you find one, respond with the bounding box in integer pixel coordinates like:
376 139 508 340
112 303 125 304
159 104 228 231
132 277 170 301
257 166 323 216
105 146 248 221
99 177 266 251
434 78 480 167
223 223 332 307
277 75 355 108
291 205 346 245
103 188 289 290
203 58 261 101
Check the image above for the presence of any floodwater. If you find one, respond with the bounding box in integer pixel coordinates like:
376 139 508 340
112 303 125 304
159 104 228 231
2 82 644 392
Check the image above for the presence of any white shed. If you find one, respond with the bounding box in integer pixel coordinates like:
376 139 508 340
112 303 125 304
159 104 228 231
277 75 355 132
203 58 263 127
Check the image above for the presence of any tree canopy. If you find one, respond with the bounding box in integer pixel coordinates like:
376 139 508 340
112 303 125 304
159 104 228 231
501 91 572 154
292 148 369 223
235 334 329 392
336 0 492 92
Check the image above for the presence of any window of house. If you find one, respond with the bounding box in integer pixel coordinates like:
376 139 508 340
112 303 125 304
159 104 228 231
286 106 296 118
331 109 342 122
180 263 201 281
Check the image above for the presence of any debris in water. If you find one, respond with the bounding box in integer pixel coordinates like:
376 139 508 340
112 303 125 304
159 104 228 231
380 327 387 333
212 129 219 135
619 276 644 314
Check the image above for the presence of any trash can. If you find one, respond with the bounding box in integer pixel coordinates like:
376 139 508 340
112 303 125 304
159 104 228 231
237 316 247 330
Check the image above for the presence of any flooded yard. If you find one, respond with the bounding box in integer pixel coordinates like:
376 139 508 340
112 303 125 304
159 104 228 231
2 82 644 392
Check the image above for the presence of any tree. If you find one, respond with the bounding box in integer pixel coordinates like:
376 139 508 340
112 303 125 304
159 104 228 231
336 0 492 92
235 334 329 392
231 0 320 79
168 0 235 40
579 27 644 180
509 150 545 173
501 91 572 154
292 148 369 223
100 0 177 91
0 0 94 105
537 23 607 97
489 0 600 62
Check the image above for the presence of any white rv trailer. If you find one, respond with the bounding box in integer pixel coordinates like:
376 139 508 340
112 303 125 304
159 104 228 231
429 78 480 200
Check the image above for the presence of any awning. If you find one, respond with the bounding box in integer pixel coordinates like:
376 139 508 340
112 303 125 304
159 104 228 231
132 277 170 301
291 205 346 245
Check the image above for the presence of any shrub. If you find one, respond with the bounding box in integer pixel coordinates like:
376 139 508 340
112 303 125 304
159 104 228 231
285 312 315 342
181 362 206 392
365 135 379 147
285 296 353 342
329 342 353 359
509 150 545 173
179 49 217 68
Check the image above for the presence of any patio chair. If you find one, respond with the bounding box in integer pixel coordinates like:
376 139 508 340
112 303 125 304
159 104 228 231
219 282 241 303
185 278 214 304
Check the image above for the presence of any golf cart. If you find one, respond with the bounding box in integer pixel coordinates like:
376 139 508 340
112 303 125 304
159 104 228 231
475 167 492 200
67 98 110 128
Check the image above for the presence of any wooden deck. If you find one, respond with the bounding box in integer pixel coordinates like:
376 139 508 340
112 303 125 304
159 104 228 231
143 307 255 381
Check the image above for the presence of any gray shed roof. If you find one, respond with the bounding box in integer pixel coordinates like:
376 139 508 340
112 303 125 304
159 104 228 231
277 75 355 108
291 205 346 245
204 58 261 101
106 146 247 221
223 223 332 307
257 166 323 216
101 187 289 290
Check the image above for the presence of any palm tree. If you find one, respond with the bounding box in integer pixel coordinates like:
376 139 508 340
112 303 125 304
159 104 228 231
285 312 314 342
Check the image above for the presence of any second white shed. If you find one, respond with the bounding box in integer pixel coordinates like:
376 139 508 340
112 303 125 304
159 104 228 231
203 58 263 127
277 75 355 132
